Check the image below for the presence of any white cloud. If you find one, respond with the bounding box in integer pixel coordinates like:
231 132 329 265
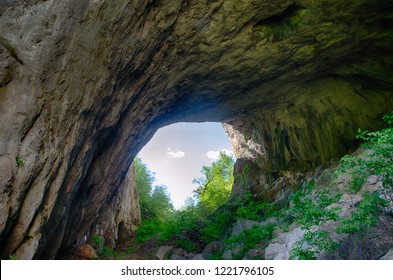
166 148 185 158
203 149 233 160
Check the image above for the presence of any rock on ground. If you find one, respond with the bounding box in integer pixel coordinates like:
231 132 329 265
380 249 393 260
156 246 173 260
75 245 98 260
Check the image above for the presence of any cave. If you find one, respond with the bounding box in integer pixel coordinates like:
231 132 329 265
0 0 393 259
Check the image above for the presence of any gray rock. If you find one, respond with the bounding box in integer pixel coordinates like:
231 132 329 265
242 242 266 260
260 217 278 227
156 246 173 260
170 254 185 260
223 244 243 260
380 249 393 260
232 220 259 236
191 254 205 260
339 194 363 208
202 241 225 259
265 227 306 260
172 248 187 257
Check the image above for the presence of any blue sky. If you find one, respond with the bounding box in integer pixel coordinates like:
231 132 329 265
138 122 234 209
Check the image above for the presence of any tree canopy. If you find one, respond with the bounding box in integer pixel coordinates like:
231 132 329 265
193 152 235 212
133 157 174 220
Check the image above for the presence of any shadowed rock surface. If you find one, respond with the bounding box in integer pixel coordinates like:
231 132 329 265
0 0 392 259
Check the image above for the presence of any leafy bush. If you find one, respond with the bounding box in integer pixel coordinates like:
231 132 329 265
224 224 276 259
335 112 393 194
200 210 233 243
99 246 119 258
234 191 274 220
287 182 339 229
291 230 338 260
135 218 162 243
336 191 386 234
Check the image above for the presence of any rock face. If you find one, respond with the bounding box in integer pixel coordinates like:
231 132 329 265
0 0 392 259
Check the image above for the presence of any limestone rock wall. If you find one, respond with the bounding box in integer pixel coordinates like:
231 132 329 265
225 77 393 199
0 0 392 259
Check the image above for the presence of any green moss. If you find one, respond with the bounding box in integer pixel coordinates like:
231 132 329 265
15 156 24 167
253 9 305 41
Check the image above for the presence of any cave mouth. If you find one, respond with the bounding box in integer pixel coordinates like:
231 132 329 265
137 122 234 209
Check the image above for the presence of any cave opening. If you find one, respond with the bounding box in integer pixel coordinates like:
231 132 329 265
136 121 235 210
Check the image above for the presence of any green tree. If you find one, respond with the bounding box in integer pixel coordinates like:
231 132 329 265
193 152 235 212
133 157 154 203
149 185 174 220
133 157 173 219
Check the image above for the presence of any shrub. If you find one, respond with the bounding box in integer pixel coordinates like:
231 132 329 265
336 191 386 234
291 230 338 260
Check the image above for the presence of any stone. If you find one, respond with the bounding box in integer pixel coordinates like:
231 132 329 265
260 217 278 227
265 227 306 260
170 254 185 260
335 215 393 260
367 175 379 185
202 241 225 259
76 245 98 260
191 254 205 260
223 244 243 260
156 246 173 260
242 242 266 260
339 194 363 208
380 249 393 260
231 220 259 236
0 0 392 259
172 248 187 257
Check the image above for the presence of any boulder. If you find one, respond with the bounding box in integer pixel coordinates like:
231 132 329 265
232 220 259 236
76 245 98 260
156 246 173 260
223 244 243 260
380 249 393 260
265 227 306 260
242 242 266 260
202 241 225 259
191 254 205 260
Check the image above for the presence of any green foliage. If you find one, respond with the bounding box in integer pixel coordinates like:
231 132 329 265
193 152 234 212
15 156 24 167
99 246 119 258
254 9 305 41
289 113 393 260
135 218 162 243
173 238 197 252
335 112 393 194
287 182 339 229
92 235 102 245
134 153 235 249
224 224 276 259
199 210 233 243
159 206 199 242
235 192 279 221
149 185 174 220
336 191 386 234
8 254 16 260
133 157 173 219
291 230 338 260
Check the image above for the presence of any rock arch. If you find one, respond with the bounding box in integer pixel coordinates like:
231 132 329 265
0 0 392 259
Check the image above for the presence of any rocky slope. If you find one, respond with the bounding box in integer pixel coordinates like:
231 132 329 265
0 0 392 259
